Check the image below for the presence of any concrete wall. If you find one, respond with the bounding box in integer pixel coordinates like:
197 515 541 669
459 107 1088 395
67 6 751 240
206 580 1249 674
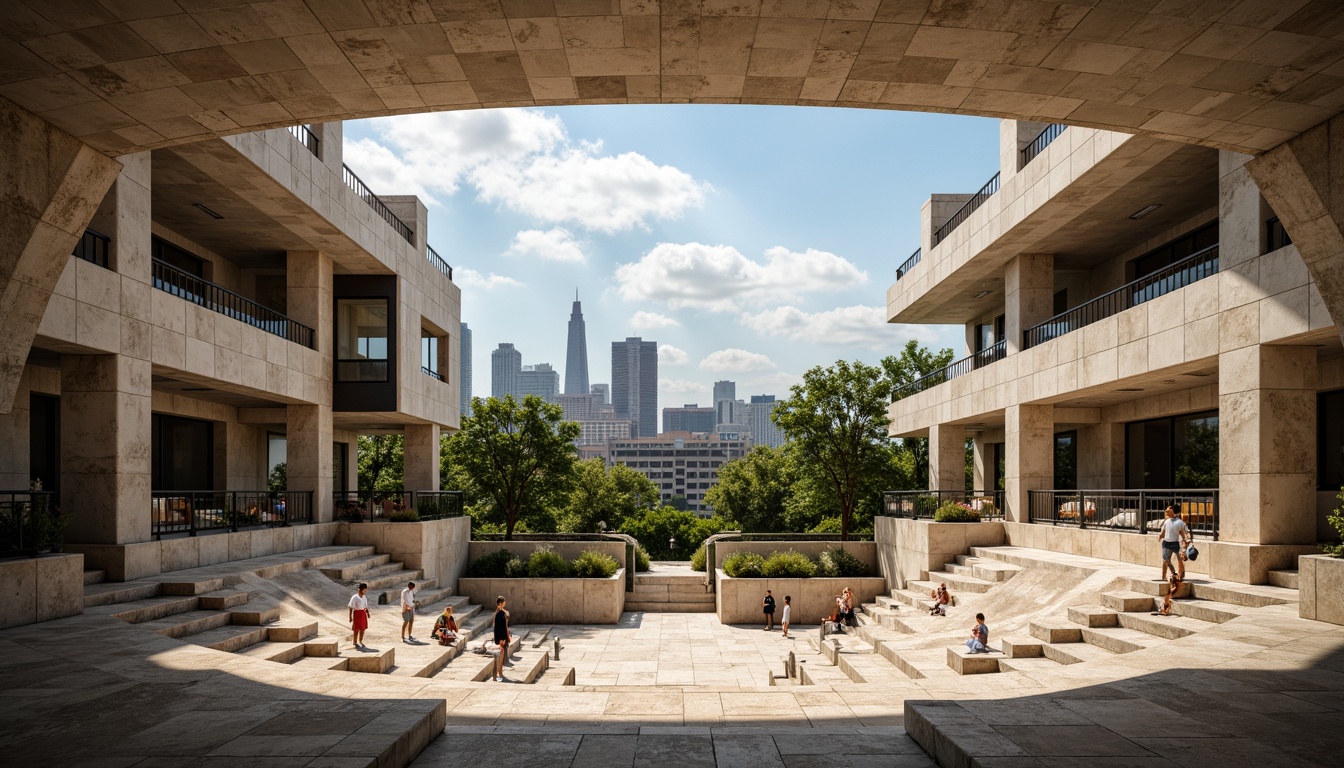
710 541 877 572
336 517 470 590
457 571 625 624
1299 555 1344 626
714 570 888 625
66 522 338 582
874 517 1007 590
466 540 628 573
0 553 83 630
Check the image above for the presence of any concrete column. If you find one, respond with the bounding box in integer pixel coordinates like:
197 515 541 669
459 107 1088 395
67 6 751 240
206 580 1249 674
1005 253 1054 355
287 404 333 522
972 437 991 491
60 355 151 545
1078 422 1125 489
929 423 966 492
1005 404 1054 523
404 423 441 492
0 97 123 413
1218 345 1317 545
286 251 332 358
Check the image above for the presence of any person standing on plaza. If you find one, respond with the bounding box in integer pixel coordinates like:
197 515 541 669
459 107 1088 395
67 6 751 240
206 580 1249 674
1160 505 1192 582
763 589 776 631
400 581 417 643
348 583 370 649
492 595 511 682
781 595 792 638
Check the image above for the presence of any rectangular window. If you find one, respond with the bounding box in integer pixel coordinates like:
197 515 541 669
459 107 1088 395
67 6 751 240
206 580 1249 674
336 298 389 382
1266 217 1292 253
267 433 286 491
152 414 214 491
1321 389 1344 490
1053 289 1068 316
1130 220 1219 281
421 328 439 376
1054 431 1077 490
29 394 59 498
334 441 349 492
1126 410 1218 489
151 236 205 277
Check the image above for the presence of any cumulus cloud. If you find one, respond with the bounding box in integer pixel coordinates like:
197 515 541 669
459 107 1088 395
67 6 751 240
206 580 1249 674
658 344 688 366
455 269 522 290
506 228 586 263
743 372 804 395
630 311 680 330
660 378 711 399
699 348 777 373
344 109 706 232
614 243 867 312
739 305 940 350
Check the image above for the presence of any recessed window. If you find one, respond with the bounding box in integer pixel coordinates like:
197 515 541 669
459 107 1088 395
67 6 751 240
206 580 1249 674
336 298 389 382
1126 411 1218 489
1054 431 1077 490
1321 389 1344 490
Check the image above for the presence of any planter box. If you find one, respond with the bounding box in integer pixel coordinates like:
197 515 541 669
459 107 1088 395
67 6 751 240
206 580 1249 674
466 540 627 572
457 569 625 624
1300 554 1344 626
0 552 83 629
714 569 888 625
711 540 877 572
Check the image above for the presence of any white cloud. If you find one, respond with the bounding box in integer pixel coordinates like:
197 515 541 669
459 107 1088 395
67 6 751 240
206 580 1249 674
344 109 706 232
660 378 711 399
455 268 522 290
614 243 867 312
699 348 777 373
739 305 939 350
658 344 688 366
743 372 803 394
630 311 680 330
506 228 586 263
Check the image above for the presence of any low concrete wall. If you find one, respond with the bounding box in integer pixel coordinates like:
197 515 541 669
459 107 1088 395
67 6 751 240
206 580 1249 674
874 517 1006 590
711 541 878 572
67 522 340 582
465 540 628 573
1002 521 1319 585
1299 555 1344 625
0 553 83 629
457 570 625 624
714 569 888 625
336 516 470 590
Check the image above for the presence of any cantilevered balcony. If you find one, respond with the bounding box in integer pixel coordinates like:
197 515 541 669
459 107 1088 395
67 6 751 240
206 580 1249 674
151 260 315 349
1019 123 1067 167
1024 244 1219 350
893 340 1006 400
895 247 921 281
932 171 1000 246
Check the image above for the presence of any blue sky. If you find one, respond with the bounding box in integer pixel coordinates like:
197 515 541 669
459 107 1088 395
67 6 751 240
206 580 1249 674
343 105 999 416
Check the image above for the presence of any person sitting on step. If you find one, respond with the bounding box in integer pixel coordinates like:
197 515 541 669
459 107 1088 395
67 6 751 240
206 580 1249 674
930 583 951 616
432 605 459 646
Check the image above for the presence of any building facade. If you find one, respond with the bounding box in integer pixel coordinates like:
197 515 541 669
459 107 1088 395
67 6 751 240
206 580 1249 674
519 363 560 402
745 395 786 448
591 383 609 405
490 343 521 400
662 404 716 435
564 294 589 396
886 119 1342 585
612 337 658 437
460 322 472 418
606 433 748 515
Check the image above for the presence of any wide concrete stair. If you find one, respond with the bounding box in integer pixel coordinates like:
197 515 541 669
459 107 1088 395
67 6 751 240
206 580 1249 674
428 628 552 683
624 571 715 612
317 551 448 605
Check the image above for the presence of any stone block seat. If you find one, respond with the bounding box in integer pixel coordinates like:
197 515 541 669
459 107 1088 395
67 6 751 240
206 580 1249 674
947 645 999 675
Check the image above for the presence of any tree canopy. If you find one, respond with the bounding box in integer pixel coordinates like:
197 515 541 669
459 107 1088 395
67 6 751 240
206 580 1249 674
558 459 661 533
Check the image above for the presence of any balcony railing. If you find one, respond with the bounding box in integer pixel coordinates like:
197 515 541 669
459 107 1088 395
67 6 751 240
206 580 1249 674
933 172 1000 245
287 124 320 158
152 259 315 349
1023 244 1219 350
883 490 1005 520
334 490 464 523
0 490 60 557
894 340 1006 400
1020 123 1067 167
342 164 415 244
422 365 443 381
152 491 313 539
72 228 110 268
896 247 921 281
426 244 453 279
1028 489 1218 540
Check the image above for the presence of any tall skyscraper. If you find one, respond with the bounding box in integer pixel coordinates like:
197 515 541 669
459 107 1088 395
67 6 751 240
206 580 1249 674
663 404 716 434
713 380 741 426
746 394 786 448
491 343 521 399
564 291 589 395
713 380 735 405
459 322 472 417
519 363 560 402
591 383 609 404
611 337 658 438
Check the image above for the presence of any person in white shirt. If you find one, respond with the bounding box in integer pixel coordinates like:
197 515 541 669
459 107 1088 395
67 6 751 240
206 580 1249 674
781 595 792 638
348 583 370 649
400 581 417 643
1160 505 1192 581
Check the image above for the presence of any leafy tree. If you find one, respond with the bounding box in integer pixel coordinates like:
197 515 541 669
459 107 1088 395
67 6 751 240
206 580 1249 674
357 435 403 492
442 395 580 539
617 506 728 560
558 459 661 533
704 445 796 532
268 462 286 492
882 340 955 490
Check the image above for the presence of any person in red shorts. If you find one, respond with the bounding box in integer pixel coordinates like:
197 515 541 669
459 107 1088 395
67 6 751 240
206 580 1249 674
348 583 370 649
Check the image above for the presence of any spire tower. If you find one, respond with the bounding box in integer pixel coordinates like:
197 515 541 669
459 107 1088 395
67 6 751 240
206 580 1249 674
564 291 590 395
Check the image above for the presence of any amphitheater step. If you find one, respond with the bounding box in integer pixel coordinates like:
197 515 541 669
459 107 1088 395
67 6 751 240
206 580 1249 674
266 621 318 643
197 589 252 610
228 605 281 625
361 569 426 592
1116 611 1207 640
303 637 342 657
1067 605 1120 628
536 665 576 685
912 571 995 594
1101 590 1157 613
1042 640 1117 665
141 610 232 639
235 640 307 664
362 561 411 581
83 570 106 586
83 581 159 608
1267 569 1299 590
997 656 1067 673
290 655 349 672
891 648 959 680
947 646 1000 675
1081 626 1163 654
890 589 938 610
1029 619 1082 644
623 601 715 612
373 578 441 606
155 577 227 596
318 553 393 580
347 646 396 674
999 637 1044 658
185 624 268 653
1189 581 1297 608
90 594 198 624
1121 577 1193 599
1167 598 1244 624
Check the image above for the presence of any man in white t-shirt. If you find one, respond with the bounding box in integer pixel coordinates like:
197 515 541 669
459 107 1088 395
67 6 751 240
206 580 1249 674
1160 506 1191 581
400 581 417 643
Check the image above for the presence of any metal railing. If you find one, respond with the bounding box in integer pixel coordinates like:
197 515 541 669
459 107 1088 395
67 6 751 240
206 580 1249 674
896 247 921 281
1028 489 1218 539
1020 123 1067 166
933 172 1000 245
1023 244 1219 349
342 164 414 244
334 490 464 523
882 490 1005 520
73 228 110 268
151 490 313 539
426 244 453 279
0 491 60 557
152 259 315 349
894 340 1006 400
422 366 443 381
287 124 320 158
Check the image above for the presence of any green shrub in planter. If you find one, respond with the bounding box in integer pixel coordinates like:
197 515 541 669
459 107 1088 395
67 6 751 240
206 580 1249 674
526 545 573 578
387 509 419 522
933 502 981 522
504 556 529 578
817 548 870 577
723 551 766 578
571 549 619 578
634 546 651 572
761 549 817 578
470 548 519 577
690 544 707 572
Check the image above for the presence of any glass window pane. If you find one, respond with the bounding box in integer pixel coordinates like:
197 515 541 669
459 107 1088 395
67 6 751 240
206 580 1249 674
336 298 389 382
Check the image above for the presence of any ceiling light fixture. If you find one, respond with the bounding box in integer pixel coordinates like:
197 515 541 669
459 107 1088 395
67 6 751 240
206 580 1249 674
1117 387 1143 392
193 203 224 220
972 290 991 299
1129 204 1161 220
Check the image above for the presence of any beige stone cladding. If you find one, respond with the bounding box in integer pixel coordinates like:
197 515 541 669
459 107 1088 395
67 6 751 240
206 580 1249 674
713 570 888 626
457 572 626 624
1299 555 1344 627
335 516 470 589
874 518 1006 588
66 524 339 583
0 553 84 630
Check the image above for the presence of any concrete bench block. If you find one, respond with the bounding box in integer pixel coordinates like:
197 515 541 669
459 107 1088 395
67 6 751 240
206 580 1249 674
304 637 341 657
999 636 1043 658
229 606 281 625
1102 591 1156 612
347 647 395 673
158 578 226 596
1029 620 1082 644
267 621 318 642
947 647 999 675
198 589 251 610
1067 605 1119 627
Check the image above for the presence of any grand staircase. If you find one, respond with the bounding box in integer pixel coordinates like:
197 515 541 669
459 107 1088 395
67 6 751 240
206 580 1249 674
624 566 715 612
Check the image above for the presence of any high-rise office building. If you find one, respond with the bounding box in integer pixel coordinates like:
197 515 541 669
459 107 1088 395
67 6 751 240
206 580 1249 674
491 343 521 400
606 433 748 515
591 383 609 405
611 337 658 437
663 404 715 434
713 380 741 426
564 292 589 395
745 394 786 448
713 380 735 405
459 322 472 418
519 363 560 402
